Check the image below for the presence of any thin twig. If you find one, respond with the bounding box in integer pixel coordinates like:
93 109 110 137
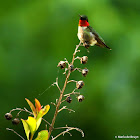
63 68 68 75
51 102 57 107
55 78 62 92
63 88 77 97
60 99 66 104
42 118 51 126
6 128 25 140
16 110 22 117
9 107 51 126
64 92 80 97
74 56 81 60
52 126 84 140
48 42 81 139
24 108 33 115
67 80 77 84
10 108 32 115
74 67 82 72
64 131 72 136
64 58 70 65
58 106 75 113
52 78 62 92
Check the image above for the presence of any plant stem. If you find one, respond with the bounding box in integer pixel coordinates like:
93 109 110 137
48 43 81 139
30 134 33 140
6 128 25 140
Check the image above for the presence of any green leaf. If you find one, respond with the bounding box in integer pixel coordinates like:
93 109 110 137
35 105 50 131
36 105 50 120
26 116 36 134
36 117 42 131
34 130 48 140
25 98 37 118
21 119 30 140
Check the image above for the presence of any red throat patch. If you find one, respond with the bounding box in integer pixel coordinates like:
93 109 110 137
79 20 89 26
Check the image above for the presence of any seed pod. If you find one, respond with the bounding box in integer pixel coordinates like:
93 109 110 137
68 64 74 72
57 61 66 69
76 80 84 89
12 118 20 125
66 96 72 103
82 68 89 77
78 95 85 102
5 113 12 120
81 56 88 64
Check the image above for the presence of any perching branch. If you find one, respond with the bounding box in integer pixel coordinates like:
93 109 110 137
48 42 82 139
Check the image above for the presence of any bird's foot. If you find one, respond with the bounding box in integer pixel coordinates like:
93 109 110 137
83 42 90 49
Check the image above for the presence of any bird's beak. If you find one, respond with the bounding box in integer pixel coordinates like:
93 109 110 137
79 14 81 17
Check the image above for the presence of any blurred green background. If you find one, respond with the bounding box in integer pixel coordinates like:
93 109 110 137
1 0 140 139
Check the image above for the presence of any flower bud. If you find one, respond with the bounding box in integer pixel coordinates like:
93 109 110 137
82 68 89 77
66 96 72 103
57 61 66 69
81 56 88 64
78 95 85 102
5 113 12 120
76 80 84 89
12 118 20 125
68 64 74 72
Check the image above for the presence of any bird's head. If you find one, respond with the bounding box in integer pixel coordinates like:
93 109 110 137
79 15 89 27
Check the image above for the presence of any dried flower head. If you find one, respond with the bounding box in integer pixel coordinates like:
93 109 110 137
66 96 72 103
81 56 88 64
82 68 89 77
76 80 85 89
12 118 20 125
5 113 13 120
68 64 74 72
77 95 85 102
57 61 66 69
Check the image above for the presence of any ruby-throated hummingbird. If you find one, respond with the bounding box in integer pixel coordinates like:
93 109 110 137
78 15 111 50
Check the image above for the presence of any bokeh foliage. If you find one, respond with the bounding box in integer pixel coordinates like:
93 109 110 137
1 0 140 139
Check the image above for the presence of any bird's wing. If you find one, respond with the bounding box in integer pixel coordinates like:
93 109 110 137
87 26 111 50
87 26 105 43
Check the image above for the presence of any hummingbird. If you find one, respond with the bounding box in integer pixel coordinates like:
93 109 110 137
77 15 111 50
